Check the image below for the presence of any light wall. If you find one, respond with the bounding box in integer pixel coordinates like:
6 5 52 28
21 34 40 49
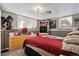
0 10 1 55
1 10 37 30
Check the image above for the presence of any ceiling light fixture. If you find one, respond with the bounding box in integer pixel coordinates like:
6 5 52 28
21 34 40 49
34 6 43 14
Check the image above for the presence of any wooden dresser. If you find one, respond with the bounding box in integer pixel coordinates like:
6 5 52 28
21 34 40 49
9 35 26 51
9 34 36 51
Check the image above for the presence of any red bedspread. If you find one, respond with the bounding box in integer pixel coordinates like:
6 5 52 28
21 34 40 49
23 36 63 55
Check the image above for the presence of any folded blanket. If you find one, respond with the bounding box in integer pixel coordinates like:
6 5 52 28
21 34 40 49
67 31 79 36
64 35 79 45
65 35 79 38
62 31 79 54
62 42 79 54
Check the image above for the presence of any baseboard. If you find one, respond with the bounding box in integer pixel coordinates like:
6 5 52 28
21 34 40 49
1 48 9 53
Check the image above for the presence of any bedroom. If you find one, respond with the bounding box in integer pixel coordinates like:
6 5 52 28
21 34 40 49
0 3 79 56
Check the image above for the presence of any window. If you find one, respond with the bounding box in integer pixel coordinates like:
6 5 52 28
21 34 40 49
19 21 25 29
17 15 37 29
59 16 72 29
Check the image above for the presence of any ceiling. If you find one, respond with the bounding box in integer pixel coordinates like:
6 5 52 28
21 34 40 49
0 3 79 19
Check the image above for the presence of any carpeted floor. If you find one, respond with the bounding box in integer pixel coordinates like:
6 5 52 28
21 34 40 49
1 48 26 56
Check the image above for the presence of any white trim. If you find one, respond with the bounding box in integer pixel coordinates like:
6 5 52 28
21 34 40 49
1 48 9 51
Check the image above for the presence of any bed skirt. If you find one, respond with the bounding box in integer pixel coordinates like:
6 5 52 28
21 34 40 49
24 45 54 56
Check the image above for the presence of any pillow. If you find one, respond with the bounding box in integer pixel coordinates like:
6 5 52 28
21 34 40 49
21 28 28 33
64 35 79 45
42 35 51 38
67 31 79 36
9 32 15 37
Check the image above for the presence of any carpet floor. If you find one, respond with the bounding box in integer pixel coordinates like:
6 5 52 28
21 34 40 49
1 48 26 56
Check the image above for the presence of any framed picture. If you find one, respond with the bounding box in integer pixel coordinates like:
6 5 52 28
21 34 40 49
1 16 14 30
74 17 79 24
49 20 56 28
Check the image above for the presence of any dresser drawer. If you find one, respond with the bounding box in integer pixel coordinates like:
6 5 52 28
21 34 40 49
9 35 26 51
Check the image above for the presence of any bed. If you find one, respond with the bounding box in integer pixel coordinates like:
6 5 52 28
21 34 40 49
23 35 79 56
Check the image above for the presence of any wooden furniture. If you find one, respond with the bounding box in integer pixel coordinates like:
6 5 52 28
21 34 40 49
9 35 26 51
9 34 36 51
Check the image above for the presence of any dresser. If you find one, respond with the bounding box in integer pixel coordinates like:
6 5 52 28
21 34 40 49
9 35 26 51
9 34 36 51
